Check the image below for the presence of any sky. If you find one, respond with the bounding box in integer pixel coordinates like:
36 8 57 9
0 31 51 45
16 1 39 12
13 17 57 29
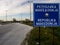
0 0 60 21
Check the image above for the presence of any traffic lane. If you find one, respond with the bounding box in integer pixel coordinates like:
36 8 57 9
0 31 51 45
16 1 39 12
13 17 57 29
0 23 15 38
0 23 33 45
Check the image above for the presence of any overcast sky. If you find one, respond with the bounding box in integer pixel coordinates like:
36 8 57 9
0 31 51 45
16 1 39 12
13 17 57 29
0 0 60 21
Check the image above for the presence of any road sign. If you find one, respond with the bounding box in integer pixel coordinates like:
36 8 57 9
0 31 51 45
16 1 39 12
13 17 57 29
33 3 59 27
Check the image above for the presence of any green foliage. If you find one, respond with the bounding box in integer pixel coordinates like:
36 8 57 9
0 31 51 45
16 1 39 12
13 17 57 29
21 21 33 26
27 27 60 45
13 18 17 22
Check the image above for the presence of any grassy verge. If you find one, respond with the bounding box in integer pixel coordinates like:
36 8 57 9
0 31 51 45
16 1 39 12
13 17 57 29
20 21 60 45
27 27 60 45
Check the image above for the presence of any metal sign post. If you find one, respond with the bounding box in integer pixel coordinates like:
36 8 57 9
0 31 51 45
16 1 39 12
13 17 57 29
33 3 59 45
53 27 54 45
39 27 40 45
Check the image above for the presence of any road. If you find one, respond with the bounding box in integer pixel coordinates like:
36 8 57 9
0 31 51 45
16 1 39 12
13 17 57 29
0 23 33 45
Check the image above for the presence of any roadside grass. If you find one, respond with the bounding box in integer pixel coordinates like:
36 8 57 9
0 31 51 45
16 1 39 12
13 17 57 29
20 21 60 45
27 27 60 45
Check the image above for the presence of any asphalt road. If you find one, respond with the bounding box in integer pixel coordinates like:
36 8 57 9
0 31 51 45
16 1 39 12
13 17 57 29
0 23 33 45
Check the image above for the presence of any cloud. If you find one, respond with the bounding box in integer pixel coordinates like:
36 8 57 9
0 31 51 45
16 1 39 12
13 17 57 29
0 0 59 16
33 0 58 3
8 4 30 15
0 0 60 21
0 0 31 16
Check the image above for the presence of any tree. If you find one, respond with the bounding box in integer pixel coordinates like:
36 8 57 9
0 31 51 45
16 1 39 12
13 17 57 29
13 18 17 22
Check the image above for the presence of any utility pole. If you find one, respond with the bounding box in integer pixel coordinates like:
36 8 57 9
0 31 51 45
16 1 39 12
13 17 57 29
5 2 8 22
6 10 7 21
21 15 22 21
28 0 33 21
30 2 31 21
